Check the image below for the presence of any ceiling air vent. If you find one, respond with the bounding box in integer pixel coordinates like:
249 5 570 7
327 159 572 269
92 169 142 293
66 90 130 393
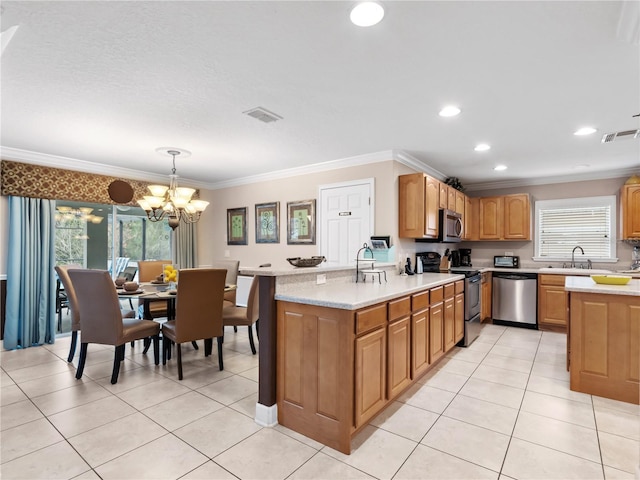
243 107 283 123
601 129 640 143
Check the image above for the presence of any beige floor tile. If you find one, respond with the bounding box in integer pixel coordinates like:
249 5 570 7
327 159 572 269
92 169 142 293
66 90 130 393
16 370 91 398
71 469 101 479
481 352 533 374
228 392 258 419
174 407 261 457
0 440 90 479
94 364 166 394
444 347 488 364
489 345 537 362
443 394 519 435
0 368 15 386
520 390 596 429
1 418 64 463
421 416 509 472
49 395 137 437
1 399 44 431
513 411 600 462
238 366 259 382
599 431 640 474
142 390 225 431
417 368 469 392
157 362 234 390
79 356 142 381
0 347 60 372
458 377 524 409
117 377 191 410
31 380 111 416
95 434 208 479
68 412 167 467
1 384 28 406
593 395 640 416
7 359 74 383
603 465 636 479
526 374 593 404
369 400 439 442
531 361 570 382
471 364 529 389
502 437 603 480
432 357 478 376
289 452 375 479
394 444 498 480
397 383 456 414
322 425 417 480
273 424 325 450
466 340 494 353
180 460 237 479
220 351 259 374
539 331 567 345
215 428 316 480
196 374 258 406
534 350 566 367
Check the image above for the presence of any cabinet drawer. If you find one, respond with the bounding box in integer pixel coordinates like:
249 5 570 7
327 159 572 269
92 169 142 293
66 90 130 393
389 297 411 321
539 274 566 286
444 283 455 299
430 286 444 304
356 303 387 335
455 280 465 294
412 290 429 311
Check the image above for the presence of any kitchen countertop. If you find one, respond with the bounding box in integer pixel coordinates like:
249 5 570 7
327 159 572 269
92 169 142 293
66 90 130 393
565 275 640 296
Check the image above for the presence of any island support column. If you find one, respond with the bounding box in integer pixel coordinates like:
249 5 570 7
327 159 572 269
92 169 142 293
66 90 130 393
255 275 278 426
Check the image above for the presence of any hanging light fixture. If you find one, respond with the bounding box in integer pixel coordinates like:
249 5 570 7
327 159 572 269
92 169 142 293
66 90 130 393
137 148 209 230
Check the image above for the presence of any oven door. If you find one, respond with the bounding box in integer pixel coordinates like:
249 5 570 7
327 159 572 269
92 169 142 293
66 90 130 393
465 273 481 320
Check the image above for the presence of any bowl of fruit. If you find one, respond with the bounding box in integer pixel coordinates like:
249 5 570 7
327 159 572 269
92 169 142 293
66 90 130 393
163 264 178 286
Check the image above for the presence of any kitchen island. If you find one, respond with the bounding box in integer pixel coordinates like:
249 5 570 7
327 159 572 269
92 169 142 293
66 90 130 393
565 276 640 405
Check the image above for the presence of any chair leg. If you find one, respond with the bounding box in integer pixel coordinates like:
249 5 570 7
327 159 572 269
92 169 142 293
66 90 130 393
142 337 151 355
233 326 238 333
204 338 212 357
191 341 199 350
76 343 88 379
217 337 224 371
131 341 135 348
177 343 183 380
111 344 125 384
248 325 257 355
162 336 168 365
67 331 78 363
153 335 160 365
256 319 259 340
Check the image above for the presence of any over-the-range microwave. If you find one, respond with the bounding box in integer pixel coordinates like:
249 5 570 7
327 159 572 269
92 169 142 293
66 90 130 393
439 209 462 243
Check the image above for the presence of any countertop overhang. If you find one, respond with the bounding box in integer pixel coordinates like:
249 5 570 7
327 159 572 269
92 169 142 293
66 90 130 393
565 276 640 296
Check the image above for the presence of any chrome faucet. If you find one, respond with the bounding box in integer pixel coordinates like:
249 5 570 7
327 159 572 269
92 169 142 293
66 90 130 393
571 246 584 268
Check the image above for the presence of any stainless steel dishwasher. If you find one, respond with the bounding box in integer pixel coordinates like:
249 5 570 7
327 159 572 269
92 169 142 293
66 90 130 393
492 272 538 328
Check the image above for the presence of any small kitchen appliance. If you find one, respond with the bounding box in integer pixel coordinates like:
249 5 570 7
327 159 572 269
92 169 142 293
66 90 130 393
450 250 461 267
494 255 520 268
459 248 472 267
416 252 441 273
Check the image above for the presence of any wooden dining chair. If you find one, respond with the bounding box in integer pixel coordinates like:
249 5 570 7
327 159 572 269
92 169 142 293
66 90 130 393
222 275 259 354
161 268 226 380
209 259 240 306
137 260 171 318
56 264 136 362
68 269 160 384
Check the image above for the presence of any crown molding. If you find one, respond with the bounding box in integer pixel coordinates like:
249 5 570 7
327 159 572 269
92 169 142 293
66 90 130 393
392 150 447 181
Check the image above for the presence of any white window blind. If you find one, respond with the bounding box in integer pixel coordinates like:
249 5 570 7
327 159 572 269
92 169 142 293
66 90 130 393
535 196 616 261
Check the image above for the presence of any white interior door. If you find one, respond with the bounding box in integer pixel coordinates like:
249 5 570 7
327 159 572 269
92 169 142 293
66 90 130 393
319 179 374 264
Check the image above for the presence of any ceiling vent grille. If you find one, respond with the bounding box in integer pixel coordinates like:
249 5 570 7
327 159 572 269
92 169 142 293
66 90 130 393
243 107 283 123
601 129 640 143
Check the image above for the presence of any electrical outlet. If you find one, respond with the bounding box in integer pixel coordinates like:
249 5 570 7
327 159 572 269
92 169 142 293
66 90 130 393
317 274 326 285
224 250 230 258
505 251 513 256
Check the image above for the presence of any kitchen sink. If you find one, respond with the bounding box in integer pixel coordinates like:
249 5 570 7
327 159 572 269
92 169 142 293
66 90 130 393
538 267 613 274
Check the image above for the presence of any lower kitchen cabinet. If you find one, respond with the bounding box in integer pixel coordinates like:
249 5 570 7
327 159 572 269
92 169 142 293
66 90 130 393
481 272 492 322
387 317 411 399
455 291 465 343
538 274 568 331
430 301 445 363
355 327 387 427
411 307 430 378
443 297 456 351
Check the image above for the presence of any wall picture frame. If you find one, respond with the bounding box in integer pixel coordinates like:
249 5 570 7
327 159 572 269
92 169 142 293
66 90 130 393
287 199 316 244
255 202 280 243
227 207 247 245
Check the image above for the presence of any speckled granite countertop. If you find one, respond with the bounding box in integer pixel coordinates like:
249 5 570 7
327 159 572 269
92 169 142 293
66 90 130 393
565 276 640 296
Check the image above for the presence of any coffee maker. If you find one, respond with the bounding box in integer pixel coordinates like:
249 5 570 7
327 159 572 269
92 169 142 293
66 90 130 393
459 248 472 267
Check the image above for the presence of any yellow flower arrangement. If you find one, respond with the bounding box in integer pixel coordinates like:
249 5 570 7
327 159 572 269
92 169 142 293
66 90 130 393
163 264 178 284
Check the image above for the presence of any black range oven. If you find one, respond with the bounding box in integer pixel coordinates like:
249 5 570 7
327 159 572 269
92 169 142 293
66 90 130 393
450 267 481 347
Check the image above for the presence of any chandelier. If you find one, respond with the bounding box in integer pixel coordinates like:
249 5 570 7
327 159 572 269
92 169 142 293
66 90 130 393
137 149 209 230
55 206 104 224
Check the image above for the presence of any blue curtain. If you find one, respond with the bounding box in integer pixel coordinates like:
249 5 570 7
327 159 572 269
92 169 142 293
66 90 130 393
4 196 56 349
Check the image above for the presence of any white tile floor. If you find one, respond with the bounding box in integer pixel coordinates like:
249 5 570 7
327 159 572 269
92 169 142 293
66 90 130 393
1 324 639 480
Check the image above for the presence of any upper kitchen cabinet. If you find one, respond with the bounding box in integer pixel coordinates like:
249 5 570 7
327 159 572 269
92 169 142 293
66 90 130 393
621 184 640 239
479 194 530 240
439 182 448 209
464 196 480 241
399 173 439 239
479 196 503 240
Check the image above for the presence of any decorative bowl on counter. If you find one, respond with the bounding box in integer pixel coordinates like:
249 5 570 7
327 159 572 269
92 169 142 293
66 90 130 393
287 256 326 268
590 274 632 285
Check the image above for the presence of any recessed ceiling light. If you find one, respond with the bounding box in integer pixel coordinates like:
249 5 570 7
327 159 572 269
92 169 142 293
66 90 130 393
494 165 507 171
350 2 385 27
439 106 461 117
574 164 591 169
474 143 491 152
574 127 597 136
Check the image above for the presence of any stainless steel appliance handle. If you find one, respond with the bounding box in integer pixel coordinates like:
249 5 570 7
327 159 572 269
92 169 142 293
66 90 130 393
455 217 463 236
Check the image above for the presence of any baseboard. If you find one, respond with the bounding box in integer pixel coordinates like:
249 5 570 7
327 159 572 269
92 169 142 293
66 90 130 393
254 402 278 427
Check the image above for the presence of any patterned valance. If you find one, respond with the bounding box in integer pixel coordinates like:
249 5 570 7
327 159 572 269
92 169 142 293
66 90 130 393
0 160 198 205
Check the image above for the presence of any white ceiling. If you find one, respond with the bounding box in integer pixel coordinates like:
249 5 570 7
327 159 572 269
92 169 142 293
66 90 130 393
1 1 639 190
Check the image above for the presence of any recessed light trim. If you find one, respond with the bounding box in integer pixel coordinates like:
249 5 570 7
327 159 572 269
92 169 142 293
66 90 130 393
350 2 385 27
494 165 507 171
574 127 597 136
474 143 491 152
439 106 461 117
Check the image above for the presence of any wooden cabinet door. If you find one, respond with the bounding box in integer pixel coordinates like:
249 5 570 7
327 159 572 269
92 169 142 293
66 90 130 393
388 317 412 399
455 190 465 215
503 194 530 240
425 175 439 238
355 327 387 427
411 308 430 379
439 182 448 209
622 184 640 239
454 293 464 343
447 187 456 211
398 173 425 239
538 285 568 329
480 197 503 239
443 297 456 351
464 196 480 241
429 302 444 363
481 272 492 322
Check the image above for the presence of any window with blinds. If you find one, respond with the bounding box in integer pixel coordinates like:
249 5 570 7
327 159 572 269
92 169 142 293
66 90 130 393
535 196 617 261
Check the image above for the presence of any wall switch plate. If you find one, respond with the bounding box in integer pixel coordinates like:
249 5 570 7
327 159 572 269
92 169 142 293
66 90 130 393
317 274 326 285
224 250 230 258
505 251 513 256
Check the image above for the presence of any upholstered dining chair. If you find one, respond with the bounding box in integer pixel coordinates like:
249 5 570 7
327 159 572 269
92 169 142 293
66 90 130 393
68 269 160 384
56 264 136 362
222 274 259 355
161 268 226 380
137 260 171 318
209 259 240 306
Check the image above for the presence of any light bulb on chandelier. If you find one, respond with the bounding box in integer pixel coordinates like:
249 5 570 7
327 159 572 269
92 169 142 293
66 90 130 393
137 148 209 230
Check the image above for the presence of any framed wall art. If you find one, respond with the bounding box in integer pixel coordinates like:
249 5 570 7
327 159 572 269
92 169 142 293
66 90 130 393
227 207 247 245
287 199 316 244
255 202 280 243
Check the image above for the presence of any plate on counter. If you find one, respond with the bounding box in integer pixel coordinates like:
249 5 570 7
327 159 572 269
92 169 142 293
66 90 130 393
590 274 632 285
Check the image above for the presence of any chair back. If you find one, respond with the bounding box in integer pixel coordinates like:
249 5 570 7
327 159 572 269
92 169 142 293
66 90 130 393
245 275 260 324
208 260 240 286
173 268 226 342
138 260 171 282
55 264 83 332
68 269 125 345
112 257 130 278
120 266 138 281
